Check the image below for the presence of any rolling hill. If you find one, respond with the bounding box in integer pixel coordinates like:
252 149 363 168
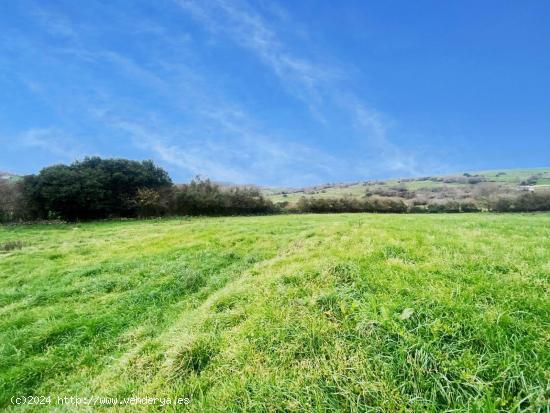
0 172 21 183
262 167 550 204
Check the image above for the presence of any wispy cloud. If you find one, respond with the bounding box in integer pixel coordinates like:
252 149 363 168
5 0 442 184
29 7 77 39
17 3 345 185
96 107 344 186
348 101 421 175
20 128 88 161
175 0 334 115
176 0 429 177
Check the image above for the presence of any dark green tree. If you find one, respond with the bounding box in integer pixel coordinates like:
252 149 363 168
24 157 172 220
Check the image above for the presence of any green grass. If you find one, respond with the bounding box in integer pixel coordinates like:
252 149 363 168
1 214 549 412
267 183 368 203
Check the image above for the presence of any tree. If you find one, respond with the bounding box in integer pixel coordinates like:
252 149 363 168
24 157 172 220
0 180 27 222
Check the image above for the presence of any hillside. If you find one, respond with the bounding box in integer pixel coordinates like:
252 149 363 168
1 214 548 411
263 167 550 203
0 172 21 183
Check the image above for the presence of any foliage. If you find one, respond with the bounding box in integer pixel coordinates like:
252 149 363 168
22 157 172 221
290 196 486 214
489 190 550 212
3 163 550 222
173 177 276 216
0 180 27 222
293 196 407 213
135 187 172 218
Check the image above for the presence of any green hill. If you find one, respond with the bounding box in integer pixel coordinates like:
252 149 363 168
0 172 22 183
263 167 550 203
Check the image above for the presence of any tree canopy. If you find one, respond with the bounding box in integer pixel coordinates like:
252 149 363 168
24 157 172 220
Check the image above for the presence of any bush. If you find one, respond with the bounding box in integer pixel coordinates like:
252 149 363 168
0 180 28 223
409 204 428 213
173 178 275 216
490 191 550 212
517 191 550 211
292 196 407 214
426 202 446 213
467 177 485 184
459 201 481 212
425 201 462 213
367 197 408 213
520 175 539 186
365 187 416 199
135 187 173 217
293 197 363 213
489 196 514 212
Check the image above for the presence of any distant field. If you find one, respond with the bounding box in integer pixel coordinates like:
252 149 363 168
264 167 550 203
1 214 549 411
0 173 22 183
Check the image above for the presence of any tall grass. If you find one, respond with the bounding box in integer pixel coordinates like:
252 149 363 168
0 214 549 411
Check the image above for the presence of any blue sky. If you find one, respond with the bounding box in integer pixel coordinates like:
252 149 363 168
1 0 549 186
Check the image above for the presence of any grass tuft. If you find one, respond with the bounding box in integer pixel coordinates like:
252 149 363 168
0 240 23 252
174 335 221 376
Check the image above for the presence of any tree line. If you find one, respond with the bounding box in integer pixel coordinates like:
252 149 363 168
1 157 549 223
0 157 277 222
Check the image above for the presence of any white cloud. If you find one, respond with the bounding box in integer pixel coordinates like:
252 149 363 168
175 0 333 114
20 128 87 161
176 0 433 178
97 108 344 186
11 1 444 184
30 7 77 39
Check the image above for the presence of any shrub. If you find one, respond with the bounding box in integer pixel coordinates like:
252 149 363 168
426 203 445 213
488 191 550 212
426 201 461 213
489 196 515 212
173 178 275 216
409 204 428 213
0 180 29 223
292 196 407 214
459 201 481 212
366 187 416 199
135 187 173 217
467 176 485 184
518 191 550 211
367 197 408 213
294 197 365 213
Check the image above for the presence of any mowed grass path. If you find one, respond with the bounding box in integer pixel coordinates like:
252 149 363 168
0 214 549 412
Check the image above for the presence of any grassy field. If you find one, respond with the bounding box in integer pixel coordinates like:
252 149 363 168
1 214 549 412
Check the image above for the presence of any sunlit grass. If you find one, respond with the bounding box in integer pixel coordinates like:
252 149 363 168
1 214 549 411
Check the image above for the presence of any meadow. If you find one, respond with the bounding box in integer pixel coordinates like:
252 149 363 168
1 213 549 412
